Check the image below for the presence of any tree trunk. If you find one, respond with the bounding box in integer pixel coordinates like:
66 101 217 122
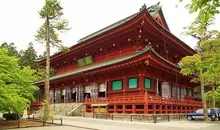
43 16 50 121
211 80 215 108
200 71 208 121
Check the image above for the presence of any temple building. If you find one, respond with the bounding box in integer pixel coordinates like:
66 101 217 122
32 3 202 114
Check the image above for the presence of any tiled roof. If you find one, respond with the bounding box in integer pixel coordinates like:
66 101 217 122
34 52 140 84
34 44 180 84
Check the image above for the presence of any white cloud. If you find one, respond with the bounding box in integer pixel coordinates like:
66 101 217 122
0 0 219 55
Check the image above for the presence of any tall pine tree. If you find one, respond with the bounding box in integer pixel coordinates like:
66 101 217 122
35 0 69 121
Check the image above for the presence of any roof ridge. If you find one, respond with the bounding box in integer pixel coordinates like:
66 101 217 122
37 3 161 63
76 12 139 44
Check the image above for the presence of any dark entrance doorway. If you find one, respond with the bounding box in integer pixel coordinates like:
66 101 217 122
98 92 105 97
84 93 91 98
71 92 76 102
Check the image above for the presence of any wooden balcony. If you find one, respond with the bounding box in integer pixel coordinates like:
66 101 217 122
84 95 202 107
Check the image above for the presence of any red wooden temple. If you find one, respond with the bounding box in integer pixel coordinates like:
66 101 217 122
33 3 202 114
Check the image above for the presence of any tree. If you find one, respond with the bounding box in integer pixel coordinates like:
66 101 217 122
206 86 220 107
179 0 220 121
0 48 38 113
35 65 56 81
179 0 220 31
202 36 220 108
19 42 38 69
35 0 69 121
0 42 20 58
178 15 219 121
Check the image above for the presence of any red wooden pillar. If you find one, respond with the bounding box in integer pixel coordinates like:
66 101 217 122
180 105 183 113
144 104 148 114
165 105 168 113
123 104 126 113
139 74 144 95
159 105 162 113
132 104 136 113
153 104 156 114
91 107 94 118
123 78 128 96
175 105 178 113
114 104 117 113
107 80 111 97
144 91 148 114
170 105 173 113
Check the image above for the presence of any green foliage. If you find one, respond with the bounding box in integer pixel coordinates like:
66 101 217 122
38 51 47 59
178 1 220 119
0 42 20 58
19 42 38 69
36 65 56 81
0 49 38 113
179 54 201 77
180 0 220 32
205 86 220 107
35 0 70 47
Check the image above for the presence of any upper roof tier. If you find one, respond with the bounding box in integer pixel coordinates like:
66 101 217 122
37 3 195 65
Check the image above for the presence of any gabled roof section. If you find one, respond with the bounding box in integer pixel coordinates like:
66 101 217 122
36 3 162 63
147 2 169 30
143 6 196 54
36 3 194 64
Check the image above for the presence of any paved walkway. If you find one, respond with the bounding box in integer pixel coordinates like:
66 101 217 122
10 126 89 130
53 116 220 130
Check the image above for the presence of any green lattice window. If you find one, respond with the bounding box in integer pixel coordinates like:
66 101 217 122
184 88 187 96
128 78 138 89
188 89 192 96
144 78 151 89
112 80 122 90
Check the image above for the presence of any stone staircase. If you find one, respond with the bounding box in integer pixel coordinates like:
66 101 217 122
49 103 83 116
68 103 84 116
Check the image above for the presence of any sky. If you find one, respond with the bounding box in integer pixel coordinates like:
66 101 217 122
0 0 220 55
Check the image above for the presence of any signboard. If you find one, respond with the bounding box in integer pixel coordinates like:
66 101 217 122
77 56 94 67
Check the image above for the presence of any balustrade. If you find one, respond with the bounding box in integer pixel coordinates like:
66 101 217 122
85 95 202 106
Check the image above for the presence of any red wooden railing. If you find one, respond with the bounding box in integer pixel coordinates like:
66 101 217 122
85 95 202 106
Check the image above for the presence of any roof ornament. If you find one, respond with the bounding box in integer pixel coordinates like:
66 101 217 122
140 4 147 12
144 44 153 51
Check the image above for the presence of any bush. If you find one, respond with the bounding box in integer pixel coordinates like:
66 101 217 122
3 113 23 120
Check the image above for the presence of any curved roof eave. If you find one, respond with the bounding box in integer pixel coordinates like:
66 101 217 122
33 44 183 85
142 8 196 55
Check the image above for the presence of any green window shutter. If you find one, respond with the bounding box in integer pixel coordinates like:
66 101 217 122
189 89 192 96
128 78 138 88
90 56 94 63
83 58 87 64
184 88 186 95
144 78 151 89
112 80 122 90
